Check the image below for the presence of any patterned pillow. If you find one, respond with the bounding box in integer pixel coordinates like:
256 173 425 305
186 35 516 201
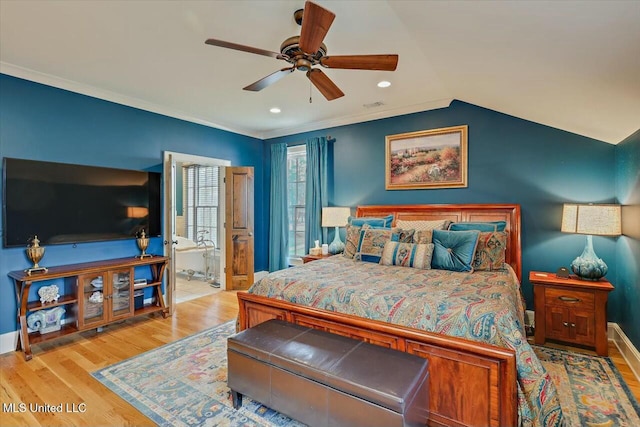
355 227 395 263
396 219 450 232
474 231 507 271
413 229 433 244
343 224 363 259
392 228 415 243
449 221 507 232
380 241 434 269
431 229 480 272
348 214 394 228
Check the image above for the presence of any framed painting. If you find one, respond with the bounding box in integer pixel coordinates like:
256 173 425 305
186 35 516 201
385 125 468 190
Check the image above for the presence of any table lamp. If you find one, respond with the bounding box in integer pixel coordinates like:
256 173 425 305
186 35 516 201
322 207 351 254
561 203 621 280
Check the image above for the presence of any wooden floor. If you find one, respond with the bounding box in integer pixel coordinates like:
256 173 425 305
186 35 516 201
1 291 638 426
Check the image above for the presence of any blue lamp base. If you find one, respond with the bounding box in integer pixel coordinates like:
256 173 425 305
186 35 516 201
570 235 608 280
328 226 345 254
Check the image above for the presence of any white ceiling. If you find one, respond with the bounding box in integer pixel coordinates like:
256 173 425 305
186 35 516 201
1 1 638 144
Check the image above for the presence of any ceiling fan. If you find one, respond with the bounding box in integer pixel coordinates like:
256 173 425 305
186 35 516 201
205 1 398 101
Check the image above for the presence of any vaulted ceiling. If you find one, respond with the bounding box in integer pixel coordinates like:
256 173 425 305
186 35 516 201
1 1 638 144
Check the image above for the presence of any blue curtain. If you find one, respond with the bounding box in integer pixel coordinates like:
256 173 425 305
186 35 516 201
305 137 328 253
268 143 289 271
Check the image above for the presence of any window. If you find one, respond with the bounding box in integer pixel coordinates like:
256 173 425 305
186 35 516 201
287 146 306 258
183 165 219 247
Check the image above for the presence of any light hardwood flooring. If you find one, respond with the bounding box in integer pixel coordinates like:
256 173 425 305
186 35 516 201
1 292 639 426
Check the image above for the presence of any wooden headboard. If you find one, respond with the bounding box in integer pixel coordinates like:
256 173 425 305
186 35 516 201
356 204 522 281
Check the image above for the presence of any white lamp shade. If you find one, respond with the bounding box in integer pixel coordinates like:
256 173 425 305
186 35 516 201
561 204 621 236
322 207 351 227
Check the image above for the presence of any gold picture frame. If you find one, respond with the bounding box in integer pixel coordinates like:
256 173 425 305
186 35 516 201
385 125 468 190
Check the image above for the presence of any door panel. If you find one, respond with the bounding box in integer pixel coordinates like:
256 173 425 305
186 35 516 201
225 167 254 290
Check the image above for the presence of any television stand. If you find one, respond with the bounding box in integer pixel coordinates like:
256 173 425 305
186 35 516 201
8 256 169 361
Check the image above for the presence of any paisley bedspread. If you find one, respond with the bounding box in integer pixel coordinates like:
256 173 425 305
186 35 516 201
248 256 564 427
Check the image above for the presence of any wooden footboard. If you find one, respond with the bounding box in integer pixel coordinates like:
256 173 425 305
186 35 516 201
238 292 517 427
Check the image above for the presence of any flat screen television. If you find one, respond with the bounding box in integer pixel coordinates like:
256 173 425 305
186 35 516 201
2 158 162 248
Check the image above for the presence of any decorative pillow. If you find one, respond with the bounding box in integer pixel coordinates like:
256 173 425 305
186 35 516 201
449 221 507 232
396 219 450 232
431 229 480 272
343 224 363 259
380 241 435 269
392 228 415 243
474 231 507 271
413 229 433 244
355 227 395 263
348 214 394 228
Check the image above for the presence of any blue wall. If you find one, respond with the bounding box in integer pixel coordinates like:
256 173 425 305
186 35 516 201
0 74 266 335
615 130 640 349
266 100 623 318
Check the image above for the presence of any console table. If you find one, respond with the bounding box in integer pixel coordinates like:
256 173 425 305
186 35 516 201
8 256 169 361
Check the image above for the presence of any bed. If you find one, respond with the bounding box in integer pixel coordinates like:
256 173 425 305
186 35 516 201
237 204 562 427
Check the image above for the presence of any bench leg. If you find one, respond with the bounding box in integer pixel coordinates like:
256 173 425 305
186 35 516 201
231 390 243 409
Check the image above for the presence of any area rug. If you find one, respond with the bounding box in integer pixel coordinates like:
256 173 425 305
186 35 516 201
92 321 640 427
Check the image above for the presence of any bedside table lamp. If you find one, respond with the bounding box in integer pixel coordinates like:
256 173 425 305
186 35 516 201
561 203 621 280
322 207 351 254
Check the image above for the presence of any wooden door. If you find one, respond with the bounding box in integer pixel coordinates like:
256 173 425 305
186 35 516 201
225 167 254 290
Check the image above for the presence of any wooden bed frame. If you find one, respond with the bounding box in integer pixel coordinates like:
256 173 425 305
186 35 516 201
238 204 522 427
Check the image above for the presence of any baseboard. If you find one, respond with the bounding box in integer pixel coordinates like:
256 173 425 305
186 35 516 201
609 322 640 382
0 330 18 355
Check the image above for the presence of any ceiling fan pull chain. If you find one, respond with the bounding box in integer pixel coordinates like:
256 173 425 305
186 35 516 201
309 80 312 103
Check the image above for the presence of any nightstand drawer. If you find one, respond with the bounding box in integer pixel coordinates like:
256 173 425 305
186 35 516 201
544 288 594 310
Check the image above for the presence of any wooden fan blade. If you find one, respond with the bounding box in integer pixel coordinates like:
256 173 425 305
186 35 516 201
243 68 295 92
205 38 281 59
306 69 344 101
320 55 398 71
299 1 335 54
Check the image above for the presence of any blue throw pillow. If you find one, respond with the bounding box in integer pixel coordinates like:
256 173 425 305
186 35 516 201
448 221 507 232
348 214 394 228
431 229 480 272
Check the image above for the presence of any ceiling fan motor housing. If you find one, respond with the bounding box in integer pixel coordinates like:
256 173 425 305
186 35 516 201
280 35 327 71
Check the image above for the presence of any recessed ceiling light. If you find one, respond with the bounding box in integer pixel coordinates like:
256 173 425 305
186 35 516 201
270 107 281 114
377 81 391 88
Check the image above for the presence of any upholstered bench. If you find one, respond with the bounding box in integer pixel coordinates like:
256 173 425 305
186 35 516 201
227 319 429 427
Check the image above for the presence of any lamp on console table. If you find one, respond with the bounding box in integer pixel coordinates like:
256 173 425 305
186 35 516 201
322 207 351 254
561 203 621 280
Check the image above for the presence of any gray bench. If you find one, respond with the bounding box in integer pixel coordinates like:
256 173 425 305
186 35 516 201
227 319 429 427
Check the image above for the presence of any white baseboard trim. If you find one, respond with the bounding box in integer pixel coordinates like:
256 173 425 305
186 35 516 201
609 322 640 382
0 330 18 355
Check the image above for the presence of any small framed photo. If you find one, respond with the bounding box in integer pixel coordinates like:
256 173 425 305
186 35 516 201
385 125 468 190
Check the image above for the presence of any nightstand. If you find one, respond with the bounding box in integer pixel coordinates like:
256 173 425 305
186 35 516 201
302 253 333 264
530 271 614 356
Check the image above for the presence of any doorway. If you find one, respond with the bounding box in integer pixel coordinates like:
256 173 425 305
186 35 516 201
163 152 230 311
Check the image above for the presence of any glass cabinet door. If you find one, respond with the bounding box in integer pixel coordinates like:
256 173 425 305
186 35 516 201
110 268 133 319
79 273 107 327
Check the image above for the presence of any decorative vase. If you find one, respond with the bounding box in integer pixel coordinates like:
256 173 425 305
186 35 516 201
25 235 48 275
136 229 153 259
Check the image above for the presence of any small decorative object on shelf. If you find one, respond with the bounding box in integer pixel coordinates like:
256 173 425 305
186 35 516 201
25 235 48 275
89 291 103 304
37 285 60 304
136 229 153 259
26 307 65 334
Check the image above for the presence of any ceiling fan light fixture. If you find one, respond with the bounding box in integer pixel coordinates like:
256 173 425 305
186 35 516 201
270 107 281 114
377 80 391 88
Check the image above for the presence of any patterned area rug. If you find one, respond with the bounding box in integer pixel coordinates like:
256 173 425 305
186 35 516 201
92 321 640 427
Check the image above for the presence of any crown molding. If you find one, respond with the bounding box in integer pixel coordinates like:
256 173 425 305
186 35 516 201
0 62 262 139
1 62 452 142
260 98 454 140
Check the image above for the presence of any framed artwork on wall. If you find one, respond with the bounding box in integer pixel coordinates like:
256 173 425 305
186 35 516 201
385 125 468 190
